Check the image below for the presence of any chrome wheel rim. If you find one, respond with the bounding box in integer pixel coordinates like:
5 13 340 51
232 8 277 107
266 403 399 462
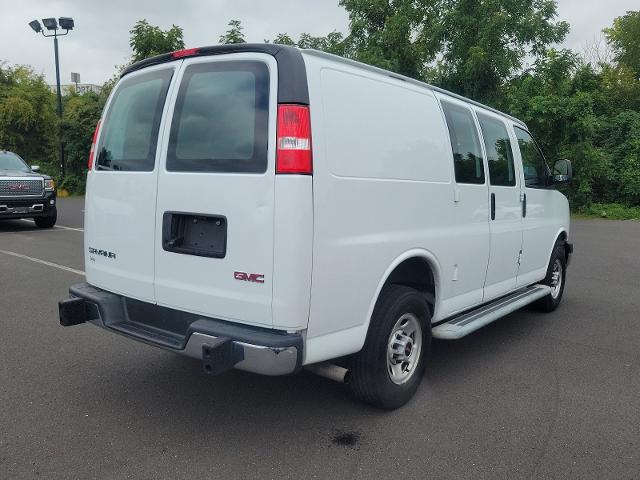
550 259 563 299
387 313 422 385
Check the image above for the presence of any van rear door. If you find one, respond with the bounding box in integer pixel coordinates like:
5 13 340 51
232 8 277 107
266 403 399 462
154 54 277 328
85 64 177 302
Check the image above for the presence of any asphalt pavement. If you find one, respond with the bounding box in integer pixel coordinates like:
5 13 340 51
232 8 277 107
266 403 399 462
1 198 639 479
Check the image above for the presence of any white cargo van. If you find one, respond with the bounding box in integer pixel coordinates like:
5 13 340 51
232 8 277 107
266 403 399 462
59 44 573 409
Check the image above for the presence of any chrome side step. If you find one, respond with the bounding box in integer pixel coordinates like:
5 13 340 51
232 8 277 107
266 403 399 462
432 285 551 340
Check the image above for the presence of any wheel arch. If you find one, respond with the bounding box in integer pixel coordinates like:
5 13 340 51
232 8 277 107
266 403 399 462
363 250 441 344
548 228 570 265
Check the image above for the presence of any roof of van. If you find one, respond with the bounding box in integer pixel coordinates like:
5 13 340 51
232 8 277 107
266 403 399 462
121 44 310 104
301 49 527 128
121 44 526 128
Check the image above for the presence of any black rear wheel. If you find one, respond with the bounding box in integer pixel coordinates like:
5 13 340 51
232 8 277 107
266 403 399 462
349 285 431 409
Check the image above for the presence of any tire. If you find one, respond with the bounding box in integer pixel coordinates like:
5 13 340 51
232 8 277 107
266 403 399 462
349 285 431 409
533 242 567 312
34 208 57 229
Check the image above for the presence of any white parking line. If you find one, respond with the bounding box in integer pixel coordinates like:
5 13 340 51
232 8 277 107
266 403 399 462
0 249 85 276
54 225 84 232
18 219 84 232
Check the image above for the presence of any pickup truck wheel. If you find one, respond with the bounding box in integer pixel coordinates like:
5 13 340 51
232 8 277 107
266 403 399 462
34 208 57 229
533 243 567 312
350 285 431 409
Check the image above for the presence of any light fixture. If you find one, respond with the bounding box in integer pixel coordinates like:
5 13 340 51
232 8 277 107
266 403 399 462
42 18 58 31
28 20 42 33
58 17 74 30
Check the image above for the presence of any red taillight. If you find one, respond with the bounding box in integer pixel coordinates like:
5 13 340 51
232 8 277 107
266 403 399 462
276 104 312 174
171 48 199 59
87 119 101 170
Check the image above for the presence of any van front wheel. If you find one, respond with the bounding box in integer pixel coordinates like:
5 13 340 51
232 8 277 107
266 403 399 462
350 285 431 409
533 242 567 312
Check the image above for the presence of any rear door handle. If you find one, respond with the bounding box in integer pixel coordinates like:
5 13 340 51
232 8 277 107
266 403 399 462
490 193 496 221
522 193 527 218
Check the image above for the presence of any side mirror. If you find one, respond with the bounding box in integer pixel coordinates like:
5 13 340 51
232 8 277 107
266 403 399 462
31 165 40 172
551 159 572 184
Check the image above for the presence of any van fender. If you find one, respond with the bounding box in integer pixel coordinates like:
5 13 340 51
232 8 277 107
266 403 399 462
359 249 442 350
547 227 569 266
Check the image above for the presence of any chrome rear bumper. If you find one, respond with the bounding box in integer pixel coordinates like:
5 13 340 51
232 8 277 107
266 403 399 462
59 283 302 376
183 333 298 376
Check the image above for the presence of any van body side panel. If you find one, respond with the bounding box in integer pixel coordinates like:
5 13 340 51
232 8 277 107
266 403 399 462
303 54 462 361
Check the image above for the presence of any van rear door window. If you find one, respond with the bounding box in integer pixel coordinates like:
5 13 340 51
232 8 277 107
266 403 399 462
96 69 173 171
167 61 269 173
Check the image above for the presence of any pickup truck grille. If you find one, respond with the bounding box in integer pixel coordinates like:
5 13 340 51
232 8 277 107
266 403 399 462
0 178 44 197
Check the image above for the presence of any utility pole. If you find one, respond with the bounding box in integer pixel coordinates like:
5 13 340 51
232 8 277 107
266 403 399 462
29 17 75 179
53 35 65 177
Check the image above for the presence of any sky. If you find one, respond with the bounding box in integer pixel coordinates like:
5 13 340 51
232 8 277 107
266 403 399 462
0 0 637 86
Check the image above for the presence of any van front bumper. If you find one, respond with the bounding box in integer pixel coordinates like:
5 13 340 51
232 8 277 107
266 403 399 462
59 283 302 376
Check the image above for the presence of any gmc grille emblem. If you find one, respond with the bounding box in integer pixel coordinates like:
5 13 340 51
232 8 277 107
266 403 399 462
7 184 29 191
234 271 265 284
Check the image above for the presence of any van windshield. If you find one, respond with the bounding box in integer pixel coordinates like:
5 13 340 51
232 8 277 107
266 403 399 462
96 69 173 171
166 61 270 173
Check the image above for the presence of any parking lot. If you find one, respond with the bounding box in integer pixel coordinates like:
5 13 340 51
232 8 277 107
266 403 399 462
1 197 639 479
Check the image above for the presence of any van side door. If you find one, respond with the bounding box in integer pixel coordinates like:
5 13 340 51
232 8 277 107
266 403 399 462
476 111 523 301
439 99 491 313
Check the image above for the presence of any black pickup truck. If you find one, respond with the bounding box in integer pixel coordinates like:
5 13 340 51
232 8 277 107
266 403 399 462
0 150 57 228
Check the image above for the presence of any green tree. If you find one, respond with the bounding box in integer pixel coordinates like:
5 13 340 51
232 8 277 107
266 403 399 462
339 0 424 77
129 19 185 62
266 31 347 56
0 64 57 168
504 47 640 208
272 33 296 46
297 31 347 56
59 90 103 189
339 0 568 102
425 0 569 102
604 10 640 77
219 19 246 44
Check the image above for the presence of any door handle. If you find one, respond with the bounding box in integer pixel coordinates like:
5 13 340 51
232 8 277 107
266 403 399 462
522 193 527 218
490 193 496 220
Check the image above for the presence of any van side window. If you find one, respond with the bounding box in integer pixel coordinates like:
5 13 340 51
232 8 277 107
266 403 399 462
441 101 485 184
96 69 173 171
167 61 269 173
514 127 548 188
477 113 516 187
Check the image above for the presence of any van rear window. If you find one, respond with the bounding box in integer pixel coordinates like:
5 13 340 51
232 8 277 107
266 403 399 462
166 61 269 174
96 69 173 171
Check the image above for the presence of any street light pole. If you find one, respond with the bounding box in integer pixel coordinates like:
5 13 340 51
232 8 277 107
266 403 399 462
53 35 65 177
28 17 75 179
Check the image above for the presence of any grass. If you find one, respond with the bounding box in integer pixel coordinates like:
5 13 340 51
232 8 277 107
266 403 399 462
574 203 640 220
